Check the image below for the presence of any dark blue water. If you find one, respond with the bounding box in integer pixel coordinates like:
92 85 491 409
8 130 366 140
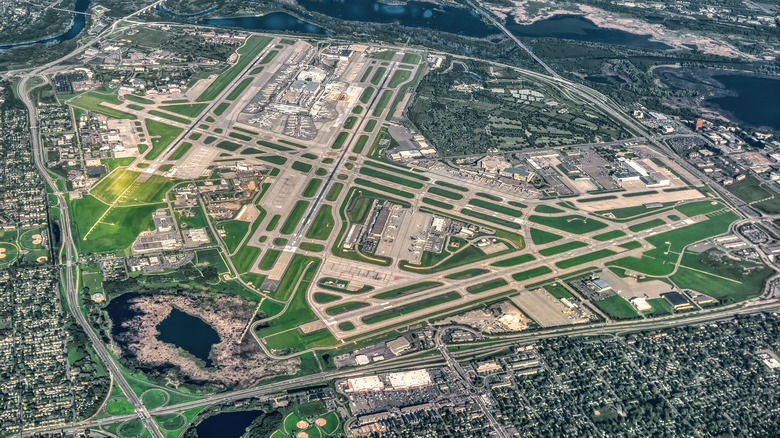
156 308 220 367
0 0 91 50
201 12 329 35
294 0 497 38
709 74 780 131
195 410 263 438
506 15 670 50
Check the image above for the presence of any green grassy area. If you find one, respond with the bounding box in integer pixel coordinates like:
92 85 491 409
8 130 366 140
490 254 535 267
313 292 341 304
372 90 393 116
360 87 374 104
358 167 423 189
594 295 639 319
610 211 739 277
676 200 724 217
260 155 288 166
123 94 154 105
593 230 627 241
422 197 454 210
169 143 194 161
363 159 429 181
444 268 490 280
726 176 780 214
466 278 508 294
556 249 616 269
670 249 772 303
232 245 261 274
80 204 166 253
370 67 387 85
302 179 323 198
260 50 279 64
427 186 464 200
646 298 672 316
325 301 370 316
468 198 523 217
148 110 190 125
91 169 139 204
306 206 335 241
535 205 564 214
281 201 310 235
528 214 607 234
544 283 573 299
512 266 553 282
326 183 343 202
145 120 182 160
373 281 442 300
371 50 396 60
266 215 281 232
226 77 254 101
362 292 461 324
195 249 230 274
158 103 208 117
354 178 414 199
628 219 666 232
259 249 282 270
197 35 272 102
434 181 469 192
68 91 136 119
401 53 422 64
597 203 675 219
530 228 563 245
388 69 412 88
292 160 313 173
401 245 504 274
353 135 369 154
218 220 250 253
461 209 521 230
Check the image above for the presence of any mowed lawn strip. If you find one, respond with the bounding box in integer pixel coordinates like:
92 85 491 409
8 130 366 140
306 205 335 240
362 291 461 324
280 201 310 235
358 167 423 189
373 281 442 300
468 198 523 218
363 159 429 181
197 35 272 102
145 120 183 160
528 214 607 234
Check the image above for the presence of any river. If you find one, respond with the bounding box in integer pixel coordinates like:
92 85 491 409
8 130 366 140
0 0 91 51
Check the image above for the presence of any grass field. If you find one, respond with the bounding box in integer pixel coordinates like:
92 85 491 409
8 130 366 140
123 94 154 105
197 35 272 102
422 197 454 210
145 120 182 160
370 67 387 85
556 249 616 269
628 219 666 232
373 281 442 300
68 91 136 119
388 69 412 88
512 266 553 282
232 245 261 274
158 103 208 117
359 167 423 189
490 254 535 268
534 205 565 214
544 283 573 299
530 228 563 245
303 179 322 198
363 159 429 181
466 278 508 294
427 187 464 200
461 208 521 230
91 169 139 204
170 142 193 160
362 291 461 324
148 110 190 125
528 215 607 234
671 249 772 303
468 198 523 217
444 268 490 280
80 203 161 254
325 301 370 315
593 230 627 242
306 206 335 240
434 181 468 192
281 201 310 235
725 175 780 214
226 77 254 101
594 295 639 319
259 249 281 270
372 90 393 116
326 183 343 202
354 178 414 199
219 220 250 253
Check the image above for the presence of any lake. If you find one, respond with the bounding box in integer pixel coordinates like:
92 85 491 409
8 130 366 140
201 12 330 35
0 0 91 50
709 74 780 131
195 410 264 438
505 15 671 50
157 307 221 367
294 0 496 38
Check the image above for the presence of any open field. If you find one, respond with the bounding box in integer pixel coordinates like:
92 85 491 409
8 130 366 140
362 292 461 324
530 228 563 245
68 92 136 120
528 215 607 234
145 120 182 160
306 206 335 241
159 103 208 117
594 295 639 320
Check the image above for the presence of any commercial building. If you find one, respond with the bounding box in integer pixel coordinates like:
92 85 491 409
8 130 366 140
346 376 385 393
630 297 653 312
387 337 412 356
387 369 432 390
662 292 694 311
